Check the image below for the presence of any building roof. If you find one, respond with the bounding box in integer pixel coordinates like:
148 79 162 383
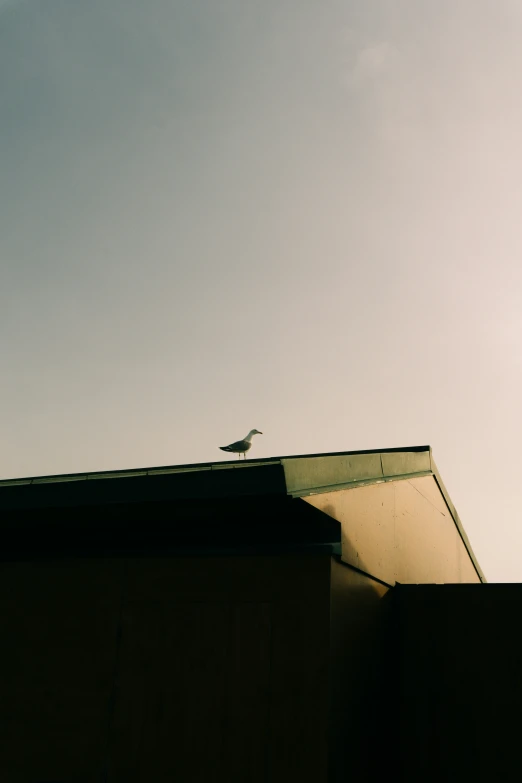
0 444 431 501
0 445 484 581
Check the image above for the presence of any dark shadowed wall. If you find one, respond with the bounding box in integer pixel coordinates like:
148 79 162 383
0 554 331 783
393 584 522 783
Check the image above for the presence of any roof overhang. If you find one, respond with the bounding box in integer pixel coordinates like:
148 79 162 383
0 446 484 581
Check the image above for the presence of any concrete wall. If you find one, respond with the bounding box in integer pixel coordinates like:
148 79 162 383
305 476 480 585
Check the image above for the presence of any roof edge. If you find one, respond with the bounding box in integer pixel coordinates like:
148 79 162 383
0 445 431 487
287 471 433 498
430 454 486 584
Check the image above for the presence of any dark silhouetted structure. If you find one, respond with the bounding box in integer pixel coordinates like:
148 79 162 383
2 446 516 783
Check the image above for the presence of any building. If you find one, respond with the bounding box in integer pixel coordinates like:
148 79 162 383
1 445 517 782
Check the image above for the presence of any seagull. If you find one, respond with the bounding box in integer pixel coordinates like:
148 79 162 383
219 429 263 460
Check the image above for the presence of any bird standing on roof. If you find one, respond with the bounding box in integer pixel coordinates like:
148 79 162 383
219 429 263 460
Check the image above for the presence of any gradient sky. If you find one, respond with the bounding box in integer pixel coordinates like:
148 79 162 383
2 1 522 581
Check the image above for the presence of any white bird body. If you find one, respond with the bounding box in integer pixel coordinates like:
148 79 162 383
219 429 263 459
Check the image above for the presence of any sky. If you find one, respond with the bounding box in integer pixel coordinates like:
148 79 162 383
2 0 522 582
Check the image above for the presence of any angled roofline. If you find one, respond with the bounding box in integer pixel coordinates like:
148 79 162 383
429 455 486 583
0 445 430 487
0 445 484 583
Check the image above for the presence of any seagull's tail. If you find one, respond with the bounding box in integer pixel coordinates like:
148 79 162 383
219 446 233 452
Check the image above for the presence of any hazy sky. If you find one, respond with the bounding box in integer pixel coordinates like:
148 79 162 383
2 1 522 581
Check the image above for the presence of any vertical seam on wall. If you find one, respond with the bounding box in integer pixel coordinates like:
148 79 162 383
264 603 274 783
100 558 128 782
